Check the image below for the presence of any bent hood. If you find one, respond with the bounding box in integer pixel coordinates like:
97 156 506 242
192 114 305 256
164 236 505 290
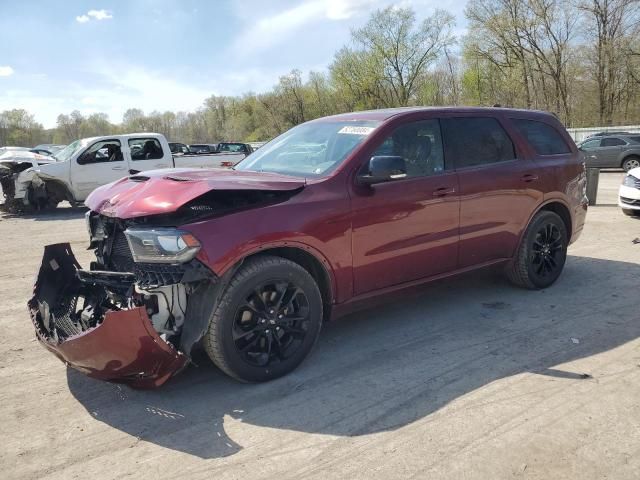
85 168 307 219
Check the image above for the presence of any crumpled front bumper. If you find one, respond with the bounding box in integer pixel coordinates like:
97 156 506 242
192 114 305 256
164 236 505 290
28 244 188 388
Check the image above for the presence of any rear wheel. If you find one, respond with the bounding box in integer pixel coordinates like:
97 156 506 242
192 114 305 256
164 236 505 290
506 211 568 289
204 255 323 382
622 156 640 172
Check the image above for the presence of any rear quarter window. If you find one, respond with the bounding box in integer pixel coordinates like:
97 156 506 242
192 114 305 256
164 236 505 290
512 119 571 155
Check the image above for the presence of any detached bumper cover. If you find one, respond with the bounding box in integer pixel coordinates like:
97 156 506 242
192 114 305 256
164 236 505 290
28 244 188 388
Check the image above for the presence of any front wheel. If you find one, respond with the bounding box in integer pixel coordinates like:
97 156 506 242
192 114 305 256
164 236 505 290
505 211 568 289
204 255 323 382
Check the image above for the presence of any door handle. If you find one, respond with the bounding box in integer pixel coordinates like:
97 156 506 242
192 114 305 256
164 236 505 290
432 187 456 197
111 166 125 171
521 174 539 182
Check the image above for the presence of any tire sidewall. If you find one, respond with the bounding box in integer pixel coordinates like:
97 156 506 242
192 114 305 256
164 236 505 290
212 259 323 382
623 156 640 172
524 212 568 289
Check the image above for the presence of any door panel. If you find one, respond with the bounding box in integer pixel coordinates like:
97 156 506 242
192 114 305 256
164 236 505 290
351 175 460 294
350 118 460 295
441 116 542 268
70 139 126 200
456 160 542 267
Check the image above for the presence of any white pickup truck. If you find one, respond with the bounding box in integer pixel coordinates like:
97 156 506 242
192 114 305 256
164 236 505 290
6 133 248 210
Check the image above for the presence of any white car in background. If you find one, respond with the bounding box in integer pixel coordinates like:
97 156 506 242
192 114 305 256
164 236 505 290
619 168 640 217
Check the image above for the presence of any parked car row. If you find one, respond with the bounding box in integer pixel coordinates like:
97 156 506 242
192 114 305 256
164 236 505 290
169 142 254 155
1 133 251 212
578 133 640 171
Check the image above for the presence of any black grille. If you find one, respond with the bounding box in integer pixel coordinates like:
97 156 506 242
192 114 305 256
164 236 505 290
109 231 135 272
620 196 640 206
50 295 83 339
134 263 186 289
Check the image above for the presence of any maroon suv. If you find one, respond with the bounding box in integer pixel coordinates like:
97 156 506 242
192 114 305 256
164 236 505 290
28 107 588 387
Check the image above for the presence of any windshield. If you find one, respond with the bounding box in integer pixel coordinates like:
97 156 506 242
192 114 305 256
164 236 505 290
235 120 380 177
53 140 83 162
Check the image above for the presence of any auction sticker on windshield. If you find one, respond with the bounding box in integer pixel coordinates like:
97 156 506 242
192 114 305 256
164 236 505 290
338 126 375 135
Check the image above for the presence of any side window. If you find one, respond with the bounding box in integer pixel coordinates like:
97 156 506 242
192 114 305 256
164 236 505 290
628 136 640 144
442 117 516 168
77 140 122 165
580 139 601 149
511 119 571 155
370 119 445 178
601 137 626 147
129 138 164 160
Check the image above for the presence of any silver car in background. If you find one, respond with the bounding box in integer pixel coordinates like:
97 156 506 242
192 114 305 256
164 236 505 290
578 134 640 171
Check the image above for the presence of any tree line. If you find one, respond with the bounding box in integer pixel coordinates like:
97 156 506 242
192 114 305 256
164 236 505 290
1 0 639 148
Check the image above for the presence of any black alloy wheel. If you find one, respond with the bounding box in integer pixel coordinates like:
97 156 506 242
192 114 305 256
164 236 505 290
530 223 564 279
205 255 323 382
506 210 568 289
233 281 310 367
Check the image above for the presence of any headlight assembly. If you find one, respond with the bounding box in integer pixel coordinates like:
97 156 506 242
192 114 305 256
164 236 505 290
623 174 638 188
124 228 201 264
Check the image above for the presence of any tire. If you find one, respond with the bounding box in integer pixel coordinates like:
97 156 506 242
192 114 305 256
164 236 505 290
505 211 568 290
622 208 640 217
204 255 323 382
622 156 640 172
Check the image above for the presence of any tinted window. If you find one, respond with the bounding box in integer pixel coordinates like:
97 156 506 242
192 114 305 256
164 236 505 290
77 140 122 165
628 136 640 144
512 119 571 155
129 138 164 160
219 143 249 153
601 137 626 147
370 119 445 178
190 144 215 153
442 117 516 168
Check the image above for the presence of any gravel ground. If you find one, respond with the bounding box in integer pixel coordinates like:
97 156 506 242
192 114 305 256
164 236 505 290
1 172 639 479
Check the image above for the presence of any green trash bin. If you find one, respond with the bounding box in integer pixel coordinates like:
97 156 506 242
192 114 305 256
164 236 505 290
585 168 599 206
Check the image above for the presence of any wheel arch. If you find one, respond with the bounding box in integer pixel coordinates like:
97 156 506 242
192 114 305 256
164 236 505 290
621 154 640 169
514 199 573 259
537 201 572 240
229 245 335 323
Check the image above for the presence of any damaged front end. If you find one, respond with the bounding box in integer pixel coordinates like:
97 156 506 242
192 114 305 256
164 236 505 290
0 157 62 213
0 162 34 212
28 214 218 388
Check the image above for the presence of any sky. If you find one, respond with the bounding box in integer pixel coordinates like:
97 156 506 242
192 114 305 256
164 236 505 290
0 0 468 128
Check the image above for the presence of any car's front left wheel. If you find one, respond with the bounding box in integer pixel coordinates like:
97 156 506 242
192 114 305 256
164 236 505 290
204 255 323 382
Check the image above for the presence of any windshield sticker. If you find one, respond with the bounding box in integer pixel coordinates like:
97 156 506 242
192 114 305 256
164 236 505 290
338 126 375 135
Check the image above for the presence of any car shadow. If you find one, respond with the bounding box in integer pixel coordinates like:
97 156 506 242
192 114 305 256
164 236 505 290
66 255 640 459
0 203 87 221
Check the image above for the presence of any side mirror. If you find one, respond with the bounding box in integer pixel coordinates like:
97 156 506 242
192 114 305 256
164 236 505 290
358 156 407 185
78 152 94 165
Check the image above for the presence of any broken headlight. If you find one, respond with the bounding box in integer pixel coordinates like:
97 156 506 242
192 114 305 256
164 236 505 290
124 228 201 264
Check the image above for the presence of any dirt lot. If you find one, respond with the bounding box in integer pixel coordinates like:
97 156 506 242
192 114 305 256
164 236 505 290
1 172 639 479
